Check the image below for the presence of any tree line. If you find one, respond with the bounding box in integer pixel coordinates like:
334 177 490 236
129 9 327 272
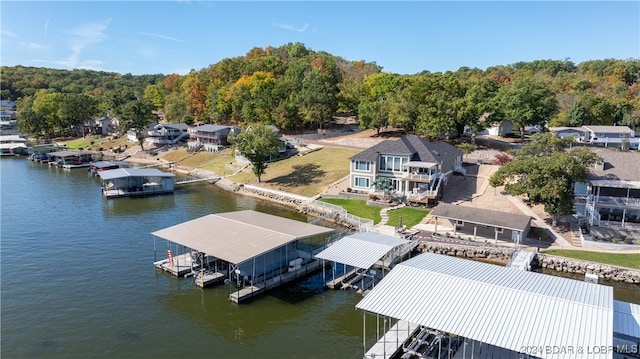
2 42 639 139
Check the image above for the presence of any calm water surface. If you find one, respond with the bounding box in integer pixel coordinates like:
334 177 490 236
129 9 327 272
2 157 638 358
1 157 371 358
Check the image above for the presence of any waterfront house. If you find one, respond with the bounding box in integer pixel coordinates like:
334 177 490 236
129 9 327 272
98 168 175 198
582 125 638 149
549 125 639 150
429 203 531 244
151 210 335 302
574 147 640 227
84 117 118 136
356 252 638 359
187 124 240 152
145 123 189 147
348 135 463 205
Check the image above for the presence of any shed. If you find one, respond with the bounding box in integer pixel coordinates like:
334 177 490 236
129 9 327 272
429 203 531 244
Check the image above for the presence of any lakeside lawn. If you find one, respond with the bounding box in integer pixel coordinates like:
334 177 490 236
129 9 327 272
542 249 640 270
387 207 430 229
163 147 360 197
319 198 382 224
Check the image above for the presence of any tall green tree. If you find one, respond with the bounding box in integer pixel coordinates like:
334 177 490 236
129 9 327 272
489 132 601 225
228 125 282 182
119 99 158 150
495 77 558 141
58 93 99 137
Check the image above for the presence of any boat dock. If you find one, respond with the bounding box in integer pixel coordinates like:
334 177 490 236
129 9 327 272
508 249 536 271
364 320 419 359
154 253 196 277
230 260 321 303
195 269 227 288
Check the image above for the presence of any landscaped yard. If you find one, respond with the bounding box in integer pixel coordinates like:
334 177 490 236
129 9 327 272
319 198 382 224
542 249 640 269
387 207 429 229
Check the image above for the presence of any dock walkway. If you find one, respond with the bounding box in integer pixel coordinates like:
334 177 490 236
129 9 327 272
508 250 536 271
230 260 321 303
364 320 419 359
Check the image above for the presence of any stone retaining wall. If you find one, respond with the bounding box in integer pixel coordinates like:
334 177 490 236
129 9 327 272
416 241 514 262
415 242 640 283
537 254 640 284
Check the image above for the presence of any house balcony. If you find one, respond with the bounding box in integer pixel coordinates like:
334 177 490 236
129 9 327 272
401 172 437 183
590 195 640 210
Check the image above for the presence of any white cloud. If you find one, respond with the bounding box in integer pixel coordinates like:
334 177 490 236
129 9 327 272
1 30 18 38
138 31 186 43
58 18 111 70
274 22 309 33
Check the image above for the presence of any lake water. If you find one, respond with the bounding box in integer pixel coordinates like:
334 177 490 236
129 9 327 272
1 157 638 358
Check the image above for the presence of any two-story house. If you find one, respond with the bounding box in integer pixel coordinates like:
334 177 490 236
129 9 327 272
550 125 639 150
187 124 241 152
348 135 463 205
574 147 640 227
145 123 189 147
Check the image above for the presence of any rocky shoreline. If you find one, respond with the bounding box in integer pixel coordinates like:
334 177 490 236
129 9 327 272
417 241 640 283
182 164 640 284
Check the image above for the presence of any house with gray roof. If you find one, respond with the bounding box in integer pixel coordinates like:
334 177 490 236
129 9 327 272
429 202 531 244
574 147 640 227
145 123 189 147
187 124 241 152
348 135 463 205
549 125 639 150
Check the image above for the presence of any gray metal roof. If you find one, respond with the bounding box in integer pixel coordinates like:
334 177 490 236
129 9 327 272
189 124 239 133
314 232 410 269
356 252 613 359
582 125 635 134
151 210 334 265
614 300 640 339
431 202 531 231
47 150 101 157
97 168 175 180
430 202 531 231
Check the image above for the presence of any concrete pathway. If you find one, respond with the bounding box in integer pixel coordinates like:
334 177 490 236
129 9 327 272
505 196 572 247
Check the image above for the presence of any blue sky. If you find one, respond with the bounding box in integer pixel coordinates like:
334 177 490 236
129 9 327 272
2 1 639 76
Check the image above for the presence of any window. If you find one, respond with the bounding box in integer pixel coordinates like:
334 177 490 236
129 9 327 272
353 177 370 188
354 161 370 171
379 155 408 172
495 227 504 234
455 220 464 227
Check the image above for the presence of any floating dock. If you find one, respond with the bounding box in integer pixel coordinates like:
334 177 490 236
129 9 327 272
230 260 321 303
364 320 419 359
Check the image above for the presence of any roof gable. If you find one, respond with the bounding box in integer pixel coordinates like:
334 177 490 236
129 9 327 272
349 135 462 164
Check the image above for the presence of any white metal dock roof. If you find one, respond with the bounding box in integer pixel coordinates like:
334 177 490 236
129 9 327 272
151 210 334 265
98 168 176 180
314 232 410 269
614 300 640 339
356 252 614 359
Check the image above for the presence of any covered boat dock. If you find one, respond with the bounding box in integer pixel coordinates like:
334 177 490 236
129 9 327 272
314 232 417 294
46 150 103 168
151 210 335 303
98 168 175 198
356 252 618 359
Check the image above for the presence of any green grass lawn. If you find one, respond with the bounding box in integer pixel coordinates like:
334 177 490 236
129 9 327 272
319 198 382 224
64 137 96 149
387 208 429 229
542 249 640 269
